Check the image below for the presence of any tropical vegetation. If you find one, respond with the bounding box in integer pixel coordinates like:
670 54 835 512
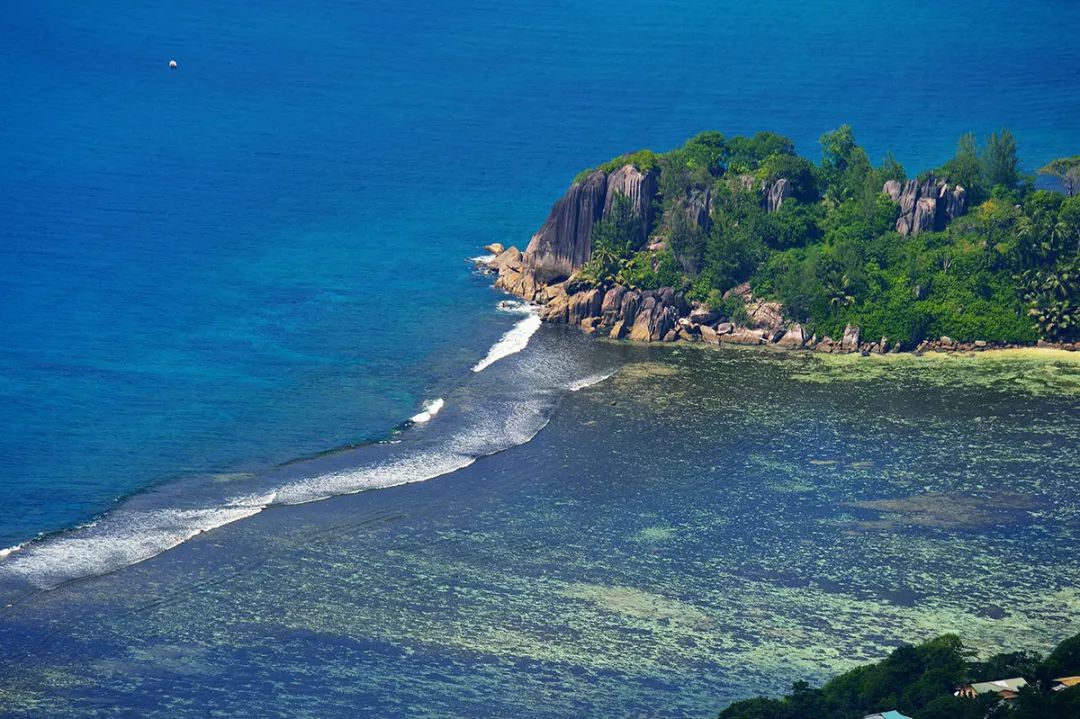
576 128 1080 346
716 632 1080 719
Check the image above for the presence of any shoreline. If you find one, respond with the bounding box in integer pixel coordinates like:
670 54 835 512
475 250 1080 360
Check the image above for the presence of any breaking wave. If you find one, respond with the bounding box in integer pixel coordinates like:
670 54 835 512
0 305 622 596
472 314 542 372
0 493 274 591
567 369 617 391
409 398 445 424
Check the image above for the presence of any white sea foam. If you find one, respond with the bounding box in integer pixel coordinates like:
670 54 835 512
0 304 585 593
470 254 496 264
409 397 445 424
496 299 534 314
0 543 24 560
275 451 477 506
567 369 617 391
472 314 542 372
0 492 275 590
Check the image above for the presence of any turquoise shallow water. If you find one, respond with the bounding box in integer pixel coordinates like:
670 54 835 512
2 0 1080 549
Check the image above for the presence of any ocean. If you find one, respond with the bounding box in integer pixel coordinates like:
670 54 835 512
1 1 1079 715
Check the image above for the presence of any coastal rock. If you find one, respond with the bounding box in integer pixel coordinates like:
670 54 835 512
626 292 680 342
715 322 733 335
620 289 642 325
665 289 690 317
628 295 659 342
483 242 505 255
609 319 628 339
523 170 608 282
816 337 836 352
538 282 565 303
765 178 791 213
748 301 784 330
841 324 861 352
677 326 698 342
568 288 603 325
699 324 721 344
689 306 721 326
492 246 523 273
494 267 540 301
601 285 628 324
721 327 767 345
775 323 806 348
538 288 569 322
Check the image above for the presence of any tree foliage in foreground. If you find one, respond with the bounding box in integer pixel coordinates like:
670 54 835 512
717 632 1080 719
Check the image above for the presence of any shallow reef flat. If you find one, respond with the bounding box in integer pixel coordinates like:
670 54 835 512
0 337 1077 717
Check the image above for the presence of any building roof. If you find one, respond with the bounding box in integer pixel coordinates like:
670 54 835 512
969 677 1028 694
1053 676 1080 690
863 712 913 719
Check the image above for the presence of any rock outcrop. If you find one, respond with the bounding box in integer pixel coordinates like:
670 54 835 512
841 324 861 352
888 176 967 236
765 178 791 213
604 165 659 244
522 163 660 283
492 247 542 301
721 327 768 345
732 175 792 213
531 283 690 344
775 323 806 348
523 170 609 283
684 187 712 232
747 300 784 332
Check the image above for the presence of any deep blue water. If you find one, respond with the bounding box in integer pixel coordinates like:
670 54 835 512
2 0 1080 574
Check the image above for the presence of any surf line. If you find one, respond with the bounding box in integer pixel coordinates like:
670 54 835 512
472 313 542 372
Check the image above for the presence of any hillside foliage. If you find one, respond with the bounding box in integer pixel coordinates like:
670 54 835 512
717 632 1080 719
580 128 1080 346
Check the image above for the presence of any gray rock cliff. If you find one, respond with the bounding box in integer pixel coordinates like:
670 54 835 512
889 175 967 236
522 163 660 283
523 170 608 283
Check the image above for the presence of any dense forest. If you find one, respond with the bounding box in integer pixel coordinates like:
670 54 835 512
576 128 1080 346
716 632 1080 719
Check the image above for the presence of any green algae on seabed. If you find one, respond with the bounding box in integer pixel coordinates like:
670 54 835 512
790 348 1080 395
561 582 713 629
635 525 676 542
1 342 1078 718
846 491 1043 531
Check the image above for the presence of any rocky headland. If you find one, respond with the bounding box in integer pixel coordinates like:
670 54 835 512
477 129 1080 355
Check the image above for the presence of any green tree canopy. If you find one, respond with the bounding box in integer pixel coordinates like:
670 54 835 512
983 128 1020 190
942 133 985 201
